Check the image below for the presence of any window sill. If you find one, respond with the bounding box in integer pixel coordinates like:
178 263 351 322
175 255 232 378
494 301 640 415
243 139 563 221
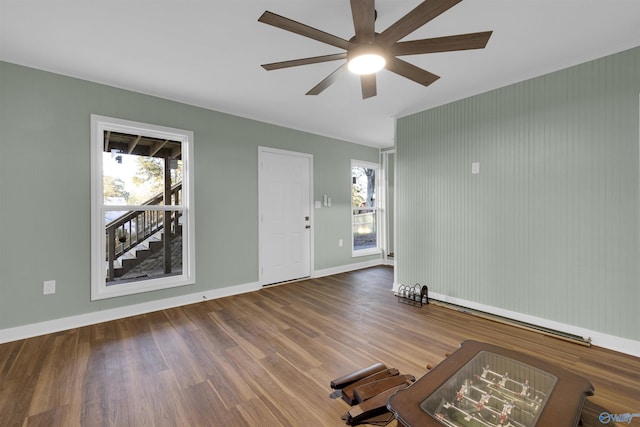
91 275 195 301
352 248 382 258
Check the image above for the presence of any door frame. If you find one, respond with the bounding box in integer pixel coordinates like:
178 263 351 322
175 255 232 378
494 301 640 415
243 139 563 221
381 148 395 264
258 146 314 286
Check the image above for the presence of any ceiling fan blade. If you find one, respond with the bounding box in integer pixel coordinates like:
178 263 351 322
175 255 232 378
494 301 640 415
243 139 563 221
391 31 493 56
350 0 376 43
360 74 377 99
306 64 347 95
385 57 440 87
262 53 347 71
259 11 350 50
377 0 463 45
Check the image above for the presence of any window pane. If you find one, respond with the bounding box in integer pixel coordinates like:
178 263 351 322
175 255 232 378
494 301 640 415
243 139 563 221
102 132 183 206
353 209 377 250
352 166 376 209
105 209 183 284
352 162 378 253
101 131 185 285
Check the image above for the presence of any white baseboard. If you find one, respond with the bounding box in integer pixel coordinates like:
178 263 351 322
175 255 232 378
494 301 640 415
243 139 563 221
2 260 388 344
1 261 386 344
397 287 640 358
0 281 260 345
9 269 636 358
313 258 384 278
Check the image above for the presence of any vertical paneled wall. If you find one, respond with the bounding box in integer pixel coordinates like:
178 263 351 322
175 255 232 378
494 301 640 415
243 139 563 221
396 46 640 341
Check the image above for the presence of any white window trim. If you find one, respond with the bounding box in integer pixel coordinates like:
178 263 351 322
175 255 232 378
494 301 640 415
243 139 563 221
351 159 381 257
90 115 195 300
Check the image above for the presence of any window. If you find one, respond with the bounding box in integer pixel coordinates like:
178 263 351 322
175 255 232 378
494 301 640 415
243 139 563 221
90 115 195 300
351 159 380 256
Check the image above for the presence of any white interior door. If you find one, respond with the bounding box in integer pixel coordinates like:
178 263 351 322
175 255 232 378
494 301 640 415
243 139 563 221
259 147 312 285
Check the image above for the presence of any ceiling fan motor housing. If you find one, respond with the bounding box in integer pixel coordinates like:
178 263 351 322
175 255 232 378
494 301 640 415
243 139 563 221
347 41 386 61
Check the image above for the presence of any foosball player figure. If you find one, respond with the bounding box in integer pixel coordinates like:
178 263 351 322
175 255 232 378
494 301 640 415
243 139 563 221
476 392 491 411
456 383 468 402
481 365 490 379
499 401 514 424
499 372 509 387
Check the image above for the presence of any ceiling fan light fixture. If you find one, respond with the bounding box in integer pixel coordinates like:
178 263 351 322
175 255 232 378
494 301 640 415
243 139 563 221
347 53 386 75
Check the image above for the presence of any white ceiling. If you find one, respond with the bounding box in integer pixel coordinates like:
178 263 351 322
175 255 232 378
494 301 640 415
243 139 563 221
2 1 640 148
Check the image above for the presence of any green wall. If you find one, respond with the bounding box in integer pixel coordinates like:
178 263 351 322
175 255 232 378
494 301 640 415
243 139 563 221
396 46 640 341
0 61 379 330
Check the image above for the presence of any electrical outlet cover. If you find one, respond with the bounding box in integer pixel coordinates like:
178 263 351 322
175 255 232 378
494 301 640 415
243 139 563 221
44 280 56 294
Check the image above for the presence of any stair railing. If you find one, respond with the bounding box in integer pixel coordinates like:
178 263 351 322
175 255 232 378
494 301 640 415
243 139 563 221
105 182 182 281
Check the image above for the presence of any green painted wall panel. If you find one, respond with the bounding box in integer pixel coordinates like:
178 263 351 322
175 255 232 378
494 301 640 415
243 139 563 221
396 46 640 340
0 61 379 330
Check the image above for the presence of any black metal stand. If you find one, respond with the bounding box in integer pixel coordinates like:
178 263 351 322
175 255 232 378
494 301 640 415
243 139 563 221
396 283 428 307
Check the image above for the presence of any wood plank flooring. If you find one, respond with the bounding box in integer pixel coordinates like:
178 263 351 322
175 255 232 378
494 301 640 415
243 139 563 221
1 266 639 426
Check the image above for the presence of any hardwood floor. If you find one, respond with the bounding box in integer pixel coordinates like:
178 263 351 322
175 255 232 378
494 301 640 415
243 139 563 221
1 266 639 426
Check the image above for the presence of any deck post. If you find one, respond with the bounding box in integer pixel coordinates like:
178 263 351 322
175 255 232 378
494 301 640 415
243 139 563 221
163 154 172 274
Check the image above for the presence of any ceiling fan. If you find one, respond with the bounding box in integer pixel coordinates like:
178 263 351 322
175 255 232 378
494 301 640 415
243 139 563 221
258 0 492 99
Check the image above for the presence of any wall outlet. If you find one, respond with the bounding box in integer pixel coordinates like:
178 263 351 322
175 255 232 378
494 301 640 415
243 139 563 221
43 280 56 295
338 239 343 247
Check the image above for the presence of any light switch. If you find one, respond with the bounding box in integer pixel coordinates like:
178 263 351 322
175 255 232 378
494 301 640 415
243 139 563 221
472 162 480 174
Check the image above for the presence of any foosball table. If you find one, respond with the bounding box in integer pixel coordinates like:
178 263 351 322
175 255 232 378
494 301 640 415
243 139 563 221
387 340 594 427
